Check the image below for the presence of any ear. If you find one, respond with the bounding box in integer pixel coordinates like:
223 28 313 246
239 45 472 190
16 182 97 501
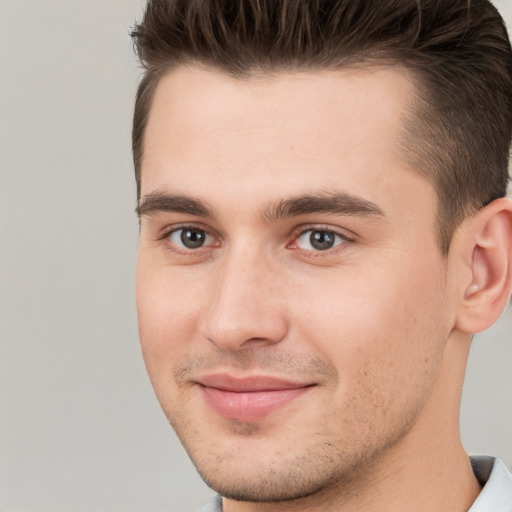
454 197 512 334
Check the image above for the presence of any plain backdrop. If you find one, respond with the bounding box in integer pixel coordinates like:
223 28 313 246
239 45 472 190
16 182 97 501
0 1 511 511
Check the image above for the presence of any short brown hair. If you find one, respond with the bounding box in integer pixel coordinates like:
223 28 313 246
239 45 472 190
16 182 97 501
131 0 512 253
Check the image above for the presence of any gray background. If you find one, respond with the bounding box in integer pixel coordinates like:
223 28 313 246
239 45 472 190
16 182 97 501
0 1 510 511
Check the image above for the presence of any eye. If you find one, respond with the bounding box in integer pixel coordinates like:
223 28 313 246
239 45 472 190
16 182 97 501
295 229 346 251
168 227 214 250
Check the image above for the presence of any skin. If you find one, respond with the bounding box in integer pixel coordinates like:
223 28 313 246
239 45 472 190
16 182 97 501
136 65 509 511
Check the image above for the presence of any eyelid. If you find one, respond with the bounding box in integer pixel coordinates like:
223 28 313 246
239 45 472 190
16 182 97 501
159 221 214 239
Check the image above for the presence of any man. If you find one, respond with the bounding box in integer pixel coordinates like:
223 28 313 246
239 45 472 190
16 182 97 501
132 1 512 510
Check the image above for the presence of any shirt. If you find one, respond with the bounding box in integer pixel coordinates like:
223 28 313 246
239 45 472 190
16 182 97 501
469 456 512 511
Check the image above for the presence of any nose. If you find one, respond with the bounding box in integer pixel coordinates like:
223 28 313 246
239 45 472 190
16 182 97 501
198 246 288 351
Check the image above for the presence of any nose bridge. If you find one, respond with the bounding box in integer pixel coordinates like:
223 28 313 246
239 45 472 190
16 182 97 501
200 241 287 350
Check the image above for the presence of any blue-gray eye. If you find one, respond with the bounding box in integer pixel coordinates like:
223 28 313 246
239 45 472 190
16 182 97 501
296 229 345 251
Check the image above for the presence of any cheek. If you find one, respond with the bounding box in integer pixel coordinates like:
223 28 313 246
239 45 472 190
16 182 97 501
136 262 203 371
290 254 448 402
136 267 208 422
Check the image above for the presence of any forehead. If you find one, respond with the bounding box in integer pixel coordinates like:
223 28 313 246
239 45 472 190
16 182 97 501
141 65 430 220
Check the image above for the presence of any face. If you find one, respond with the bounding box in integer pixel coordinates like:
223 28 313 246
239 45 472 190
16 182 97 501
136 66 456 503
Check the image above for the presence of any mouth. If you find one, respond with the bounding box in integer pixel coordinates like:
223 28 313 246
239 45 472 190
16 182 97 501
196 374 315 422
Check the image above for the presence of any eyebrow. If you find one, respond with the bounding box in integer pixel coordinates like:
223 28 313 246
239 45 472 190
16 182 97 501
136 192 214 218
136 190 385 221
263 192 385 221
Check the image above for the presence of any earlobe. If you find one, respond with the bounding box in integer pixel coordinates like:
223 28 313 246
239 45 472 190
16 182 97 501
455 197 512 334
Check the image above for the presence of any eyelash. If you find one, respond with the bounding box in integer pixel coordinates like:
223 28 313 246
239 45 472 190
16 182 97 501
159 224 353 256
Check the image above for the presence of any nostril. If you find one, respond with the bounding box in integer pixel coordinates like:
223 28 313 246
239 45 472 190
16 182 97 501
206 335 278 351
240 337 277 348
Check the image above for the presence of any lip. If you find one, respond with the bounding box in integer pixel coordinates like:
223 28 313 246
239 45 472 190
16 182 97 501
197 374 315 422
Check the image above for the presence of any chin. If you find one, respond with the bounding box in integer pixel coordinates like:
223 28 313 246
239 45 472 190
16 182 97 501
180 428 374 504
194 457 343 503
